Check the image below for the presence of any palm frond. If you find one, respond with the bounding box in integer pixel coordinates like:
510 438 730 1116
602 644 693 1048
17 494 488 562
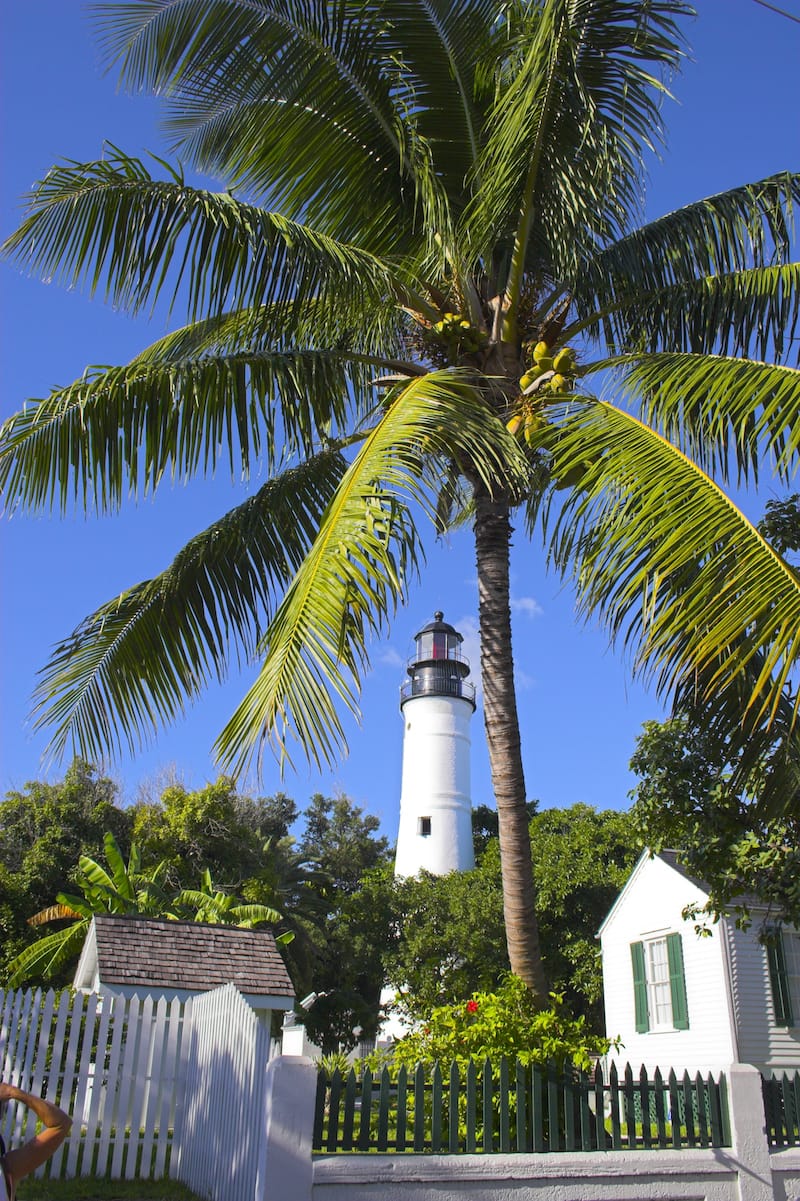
91 0 416 242
542 396 800 751
7 921 89 986
229 902 283 927
572 259 800 362
28 902 88 927
615 352 800 484
77 854 116 897
0 330 373 514
467 0 689 287
32 452 348 765
373 0 498 207
577 172 800 343
1 150 397 321
103 831 135 901
217 368 529 775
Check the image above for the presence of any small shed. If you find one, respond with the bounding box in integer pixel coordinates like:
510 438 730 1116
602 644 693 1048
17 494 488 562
73 914 295 1024
599 849 800 1075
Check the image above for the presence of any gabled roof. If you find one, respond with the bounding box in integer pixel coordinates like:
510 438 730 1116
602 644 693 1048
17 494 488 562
597 848 710 937
655 849 712 895
597 847 767 938
74 914 294 1006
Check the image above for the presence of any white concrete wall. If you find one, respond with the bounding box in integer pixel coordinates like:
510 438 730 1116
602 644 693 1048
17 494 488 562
727 922 800 1073
394 693 474 877
601 855 736 1073
259 1061 798 1201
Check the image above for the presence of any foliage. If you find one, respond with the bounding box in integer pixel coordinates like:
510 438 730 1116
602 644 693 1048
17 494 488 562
0 762 392 1028
383 804 638 1030
383 862 509 1020
4 831 285 987
630 715 800 930
5 831 172 986
385 975 611 1073
2 1 799 994
527 804 638 1012
317 1050 353 1077
0 759 132 976
298 793 390 895
758 493 800 560
170 866 285 931
132 778 298 889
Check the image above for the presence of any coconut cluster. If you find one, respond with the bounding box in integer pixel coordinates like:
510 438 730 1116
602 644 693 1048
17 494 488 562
519 340 577 394
504 340 580 448
424 311 489 355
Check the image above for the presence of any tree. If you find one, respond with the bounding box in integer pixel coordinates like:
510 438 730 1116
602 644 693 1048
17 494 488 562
385 863 509 1020
630 716 800 930
132 777 298 889
289 796 393 1048
384 804 636 1029
0 759 133 977
298 793 390 895
2 2 799 997
6 831 285 987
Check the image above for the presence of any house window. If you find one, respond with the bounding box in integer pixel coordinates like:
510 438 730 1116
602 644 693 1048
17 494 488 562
767 929 800 1026
418 816 431 837
630 932 689 1033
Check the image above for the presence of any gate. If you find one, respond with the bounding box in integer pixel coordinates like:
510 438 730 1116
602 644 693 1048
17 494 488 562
173 982 274 1201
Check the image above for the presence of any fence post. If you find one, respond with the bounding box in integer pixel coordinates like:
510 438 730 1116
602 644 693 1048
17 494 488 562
727 1063 773 1201
259 1056 317 1201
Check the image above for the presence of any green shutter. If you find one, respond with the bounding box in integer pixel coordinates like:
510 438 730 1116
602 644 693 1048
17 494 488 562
767 934 794 1027
631 941 649 1032
666 932 689 1030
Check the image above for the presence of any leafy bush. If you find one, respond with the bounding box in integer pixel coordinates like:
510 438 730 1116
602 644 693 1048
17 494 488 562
385 974 612 1072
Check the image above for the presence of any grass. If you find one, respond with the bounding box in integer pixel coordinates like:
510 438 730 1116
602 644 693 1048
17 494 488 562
18 1178 204 1200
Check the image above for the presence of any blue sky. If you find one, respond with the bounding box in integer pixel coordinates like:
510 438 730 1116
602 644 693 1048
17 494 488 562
1 2 799 833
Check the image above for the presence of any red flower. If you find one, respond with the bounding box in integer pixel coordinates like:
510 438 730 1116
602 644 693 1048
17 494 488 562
466 1000 479 1014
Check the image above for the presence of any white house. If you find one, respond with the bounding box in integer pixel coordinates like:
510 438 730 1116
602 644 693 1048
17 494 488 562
599 849 800 1075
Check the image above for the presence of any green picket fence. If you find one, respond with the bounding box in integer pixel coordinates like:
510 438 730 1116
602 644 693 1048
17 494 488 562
763 1071 800 1147
312 1059 730 1155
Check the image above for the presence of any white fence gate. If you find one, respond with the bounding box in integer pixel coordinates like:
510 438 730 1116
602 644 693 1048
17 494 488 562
173 983 275 1201
0 985 192 1179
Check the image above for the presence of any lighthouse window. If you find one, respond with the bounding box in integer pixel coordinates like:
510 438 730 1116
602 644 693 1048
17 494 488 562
418 816 432 837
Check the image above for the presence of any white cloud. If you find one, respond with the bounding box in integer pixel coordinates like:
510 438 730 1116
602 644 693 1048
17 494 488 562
378 646 404 669
513 665 536 691
511 595 543 619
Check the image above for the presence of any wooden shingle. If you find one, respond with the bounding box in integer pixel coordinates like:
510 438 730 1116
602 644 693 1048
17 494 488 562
74 914 294 1008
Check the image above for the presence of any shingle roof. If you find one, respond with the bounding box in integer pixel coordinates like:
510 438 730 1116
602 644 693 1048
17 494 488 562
90 914 294 998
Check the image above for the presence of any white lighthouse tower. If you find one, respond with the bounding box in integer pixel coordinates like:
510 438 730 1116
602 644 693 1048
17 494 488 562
393 612 476 878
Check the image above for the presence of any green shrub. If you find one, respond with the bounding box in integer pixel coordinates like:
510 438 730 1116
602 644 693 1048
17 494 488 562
383 974 612 1072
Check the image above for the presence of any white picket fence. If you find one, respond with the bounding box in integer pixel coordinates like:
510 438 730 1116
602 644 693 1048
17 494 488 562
0 984 280 1197
0 985 192 1179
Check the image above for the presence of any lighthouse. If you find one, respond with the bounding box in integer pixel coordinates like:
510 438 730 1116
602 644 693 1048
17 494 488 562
393 612 476 877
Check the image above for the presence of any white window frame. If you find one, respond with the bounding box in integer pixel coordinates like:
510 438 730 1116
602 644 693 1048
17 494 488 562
644 936 674 1031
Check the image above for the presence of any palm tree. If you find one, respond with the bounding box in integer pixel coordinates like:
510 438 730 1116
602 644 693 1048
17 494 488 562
2 1 799 996
7 832 175 984
171 865 286 931
7 833 287 986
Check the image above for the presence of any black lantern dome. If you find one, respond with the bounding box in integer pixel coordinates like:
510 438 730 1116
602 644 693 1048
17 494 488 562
400 612 476 710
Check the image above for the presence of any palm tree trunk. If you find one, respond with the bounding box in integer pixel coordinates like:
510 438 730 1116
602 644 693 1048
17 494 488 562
473 488 549 999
